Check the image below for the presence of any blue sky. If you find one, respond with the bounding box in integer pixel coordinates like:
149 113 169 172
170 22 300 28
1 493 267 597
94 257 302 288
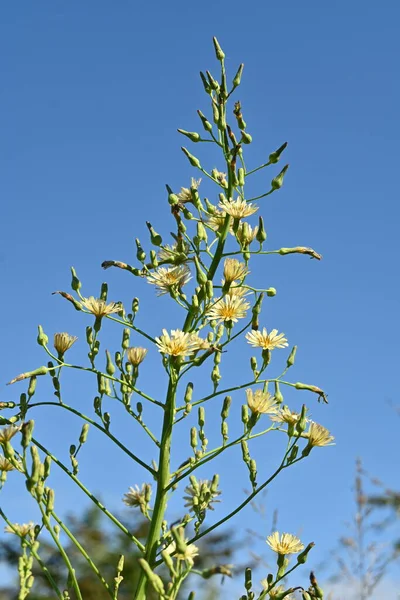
1 1 400 595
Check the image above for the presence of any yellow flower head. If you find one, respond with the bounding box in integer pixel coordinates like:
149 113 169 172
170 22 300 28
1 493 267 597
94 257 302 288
155 329 208 357
81 297 121 318
207 209 232 232
0 455 15 472
236 222 259 245
246 389 279 415
206 296 250 324
307 422 335 447
5 522 35 537
54 332 77 355
266 532 304 555
164 540 199 565
246 328 288 350
223 258 250 283
219 196 258 219
176 178 201 203
123 483 151 508
146 265 191 295
126 347 148 366
270 406 304 426
0 426 20 445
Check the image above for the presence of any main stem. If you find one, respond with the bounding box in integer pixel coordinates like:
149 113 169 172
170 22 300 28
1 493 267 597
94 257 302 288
134 370 178 600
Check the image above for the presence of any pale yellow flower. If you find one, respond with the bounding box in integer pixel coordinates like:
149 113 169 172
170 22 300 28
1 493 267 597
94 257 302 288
123 483 151 508
5 522 34 537
267 532 304 555
155 329 208 357
260 582 294 599
146 265 191 295
223 280 249 299
0 455 15 472
176 178 202 203
306 422 335 447
81 297 121 317
235 222 259 245
207 209 231 232
184 479 221 512
246 328 288 350
223 258 249 283
165 540 199 565
206 296 250 324
126 347 148 366
219 196 258 219
270 406 304 426
0 426 20 445
53 332 77 354
246 389 279 415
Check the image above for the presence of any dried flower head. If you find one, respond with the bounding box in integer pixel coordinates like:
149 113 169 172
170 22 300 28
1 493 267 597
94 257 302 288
206 295 250 324
164 540 200 565
176 178 201 203
126 347 148 366
155 329 208 357
53 332 77 355
212 169 227 187
5 522 34 537
266 532 304 555
246 389 279 415
219 196 258 219
0 426 20 445
184 479 221 512
0 455 15 472
236 222 259 245
81 297 121 318
246 328 288 350
223 258 250 283
306 422 335 447
271 406 304 426
146 265 191 296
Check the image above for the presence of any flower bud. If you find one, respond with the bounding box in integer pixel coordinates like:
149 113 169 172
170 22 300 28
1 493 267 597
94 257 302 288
194 256 208 286
296 405 308 434
198 407 205 428
232 63 244 88
70 267 81 292
79 424 89 445
206 70 219 92
287 345 297 367
238 167 245 186
197 109 213 132
37 326 48 347
21 420 34 449
205 198 217 214
135 239 146 263
212 36 225 61
212 101 220 125
28 377 37 398
297 542 315 564
256 216 267 243
206 280 213 299
269 142 288 164
241 132 252 144
199 71 211 94
46 488 55 514
241 404 249 426
177 129 200 143
211 365 221 386
266 287 277 297
221 396 231 420
190 427 198 450
146 222 162 246
274 381 284 404
271 164 289 190
182 147 201 168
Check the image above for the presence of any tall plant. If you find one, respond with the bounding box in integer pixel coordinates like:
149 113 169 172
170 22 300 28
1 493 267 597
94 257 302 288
0 38 331 600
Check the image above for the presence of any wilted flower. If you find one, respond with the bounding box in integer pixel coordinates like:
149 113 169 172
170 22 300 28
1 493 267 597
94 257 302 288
0 456 15 472
155 329 208 357
223 258 249 283
53 332 77 355
126 347 148 366
176 178 201 203
5 522 34 537
219 196 258 219
212 169 227 187
164 540 199 565
0 426 20 445
267 532 304 555
246 389 279 415
146 265 191 295
271 406 304 426
306 422 335 447
123 483 152 518
81 297 121 318
184 479 221 512
206 296 250 324
236 222 259 245
246 328 288 350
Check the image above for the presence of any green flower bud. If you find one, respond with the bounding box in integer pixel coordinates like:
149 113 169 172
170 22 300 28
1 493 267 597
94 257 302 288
297 542 315 564
221 420 228 440
204 198 217 214
177 129 200 142
181 147 201 168
271 164 289 190
194 256 208 285
105 350 116 376
100 282 108 302
256 216 267 243
28 377 37 397
206 70 219 91
46 488 55 514
212 36 225 61
238 167 245 186
244 567 252 592
199 71 212 94
232 63 244 88
206 280 213 299
287 444 299 462
182 206 194 220
221 396 231 420
198 407 205 427
296 405 308 434
150 250 158 268
122 328 130 350
43 456 51 479
190 427 198 450
287 345 297 367
70 267 81 292
21 420 34 449
249 458 257 486
30 445 41 485
241 132 252 144
211 365 221 385
135 239 146 263
269 141 288 164
86 326 93 346
212 101 219 125
250 356 258 373
197 109 213 132
79 424 89 445
37 326 48 347
266 287 277 297
241 404 249 425
196 221 208 242
274 381 284 404
146 221 162 246
241 439 250 463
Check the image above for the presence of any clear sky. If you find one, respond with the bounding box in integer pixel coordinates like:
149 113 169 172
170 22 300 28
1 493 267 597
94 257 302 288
1 1 400 596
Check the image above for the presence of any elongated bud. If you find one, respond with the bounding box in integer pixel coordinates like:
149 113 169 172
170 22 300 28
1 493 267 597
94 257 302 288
70 267 81 292
238 167 245 186
161 550 176 578
212 36 225 61
149 250 158 268
182 147 201 168
302 593 312 600
138 559 165 596
198 407 205 428
310 572 324 598
37 325 48 348
241 439 250 463
271 164 289 190
212 101 219 125
256 216 267 243
193 256 208 285
184 382 194 404
8 366 48 385
135 239 146 263
296 405 308 434
206 70 219 91
269 141 288 164
46 488 55 514
146 222 162 246
199 71 211 94
287 444 299 462
30 445 41 485
21 420 34 449
100 282 108 302
79 424 89 444
105 350 116 376
221 396 231 420
211 365 221 386
28 377 37 397
43 456 51 479
241 131 252 144
122 328 130 350
196 221 208 242
244 567 252 592
274 381 284 404
287 346 297 367
190 427 198 450
249 459 257 486
241 404 249 425
250 356 258 374
232 63 244 88
86 326 93 346
197 109 212 132
205 198 217 214
297 542 315 564
206 280 213 299
178 129 201 143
